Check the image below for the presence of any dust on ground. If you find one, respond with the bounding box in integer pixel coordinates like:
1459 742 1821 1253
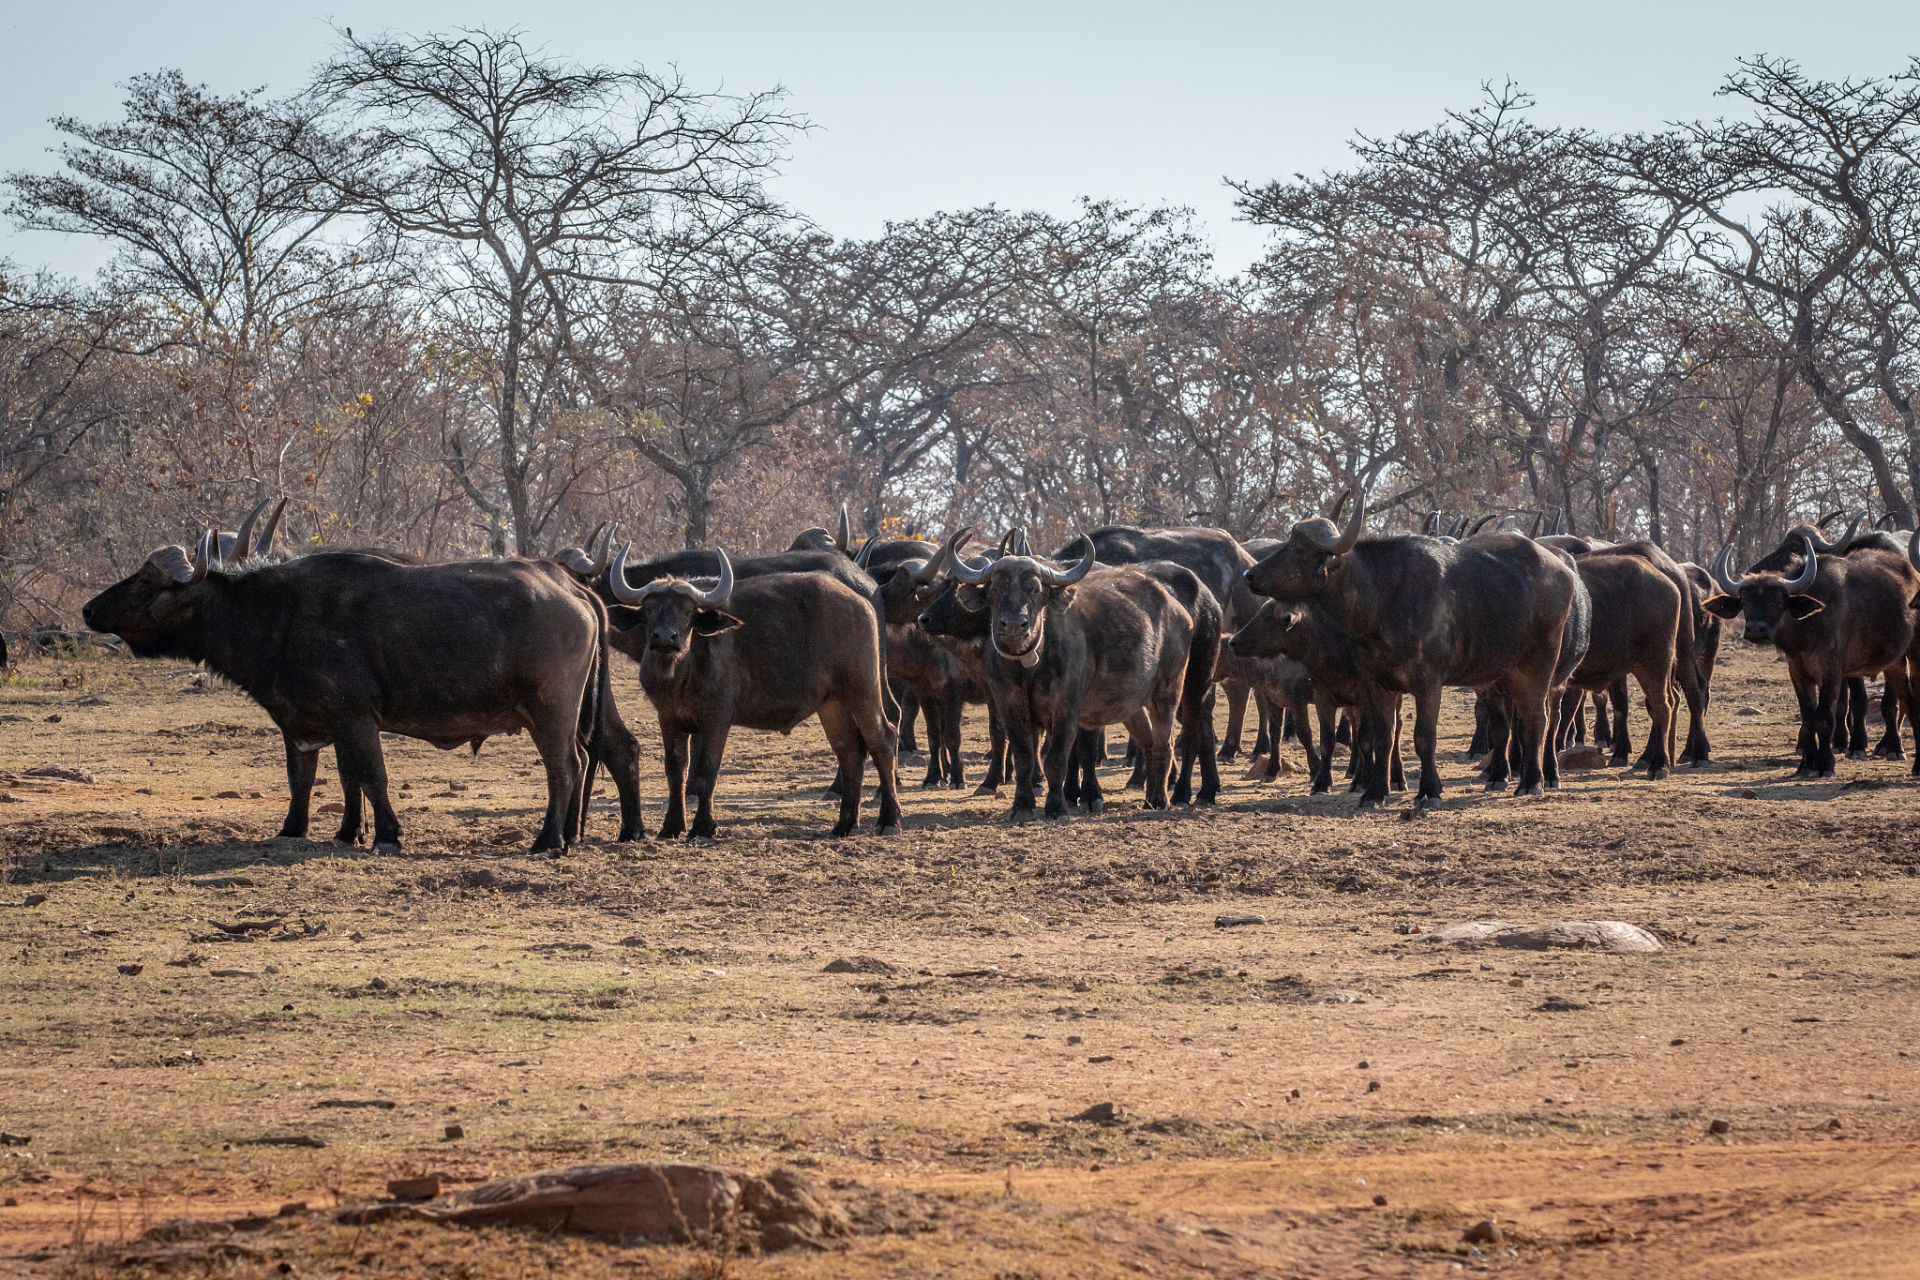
1 641 1916 1277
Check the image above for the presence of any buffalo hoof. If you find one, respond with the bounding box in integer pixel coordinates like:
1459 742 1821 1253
1875 747 1907 761
373 840 401 854
1086 797 1104 815
1357 797 1380 812
1215 746 1238 762
1417 795 1443 811
1483 779 1509 793
1848 749 1871 761
1650 767 1669 781
829 825 854 838
878 823 901 836
919 778 942 789
1544 778 1560 790
1516 782 1544 797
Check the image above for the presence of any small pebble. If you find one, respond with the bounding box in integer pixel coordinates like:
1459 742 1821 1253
1709 1118 1732 1135
1372 1194 1388 1206
443 1123 465 1141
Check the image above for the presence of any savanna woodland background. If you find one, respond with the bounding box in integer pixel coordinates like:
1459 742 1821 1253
7 35 1920 632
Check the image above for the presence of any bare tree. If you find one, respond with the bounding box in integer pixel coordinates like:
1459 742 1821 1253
301 27 800 553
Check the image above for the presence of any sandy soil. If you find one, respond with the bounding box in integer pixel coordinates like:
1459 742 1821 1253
0 640 1916 1277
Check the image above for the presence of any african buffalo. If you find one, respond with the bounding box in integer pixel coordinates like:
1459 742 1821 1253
83 531 618 854
605 546 902 838
1705 534 1920 777
944 530 1210 820
1244 483 1578 809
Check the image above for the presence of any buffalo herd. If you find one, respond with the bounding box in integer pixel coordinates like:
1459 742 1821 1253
80 493 1920 853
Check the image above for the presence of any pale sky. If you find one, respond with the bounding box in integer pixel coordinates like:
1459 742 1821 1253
2 1 1915 280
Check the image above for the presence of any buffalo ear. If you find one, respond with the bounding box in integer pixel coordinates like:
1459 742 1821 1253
1784 595 1825 620
956 583 987 612
604 604 645 633
693 609 743 637
1052 585 1078 607
1702 594 1745 619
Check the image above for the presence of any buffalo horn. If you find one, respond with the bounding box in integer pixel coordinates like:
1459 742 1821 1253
1877 511 1897 531
1447 514 1467 538
1817 509 1846 530
996 530 1014 557
1299 479 1369 553
1710 543 1743 595
1807 513 1861 554
1329 489 1350 522
255 497 287 557
229 499 271 566
837 504 852 552
1548 509 1563 536
909 546 945 584
188 529 214 584
1496 514 1514 532
853 536 877 568
1039 534 1095 586
1528 510 1543 538
1781 535 1819 593
606 542 647 604
586 523 616 576
693 547 734 607
944 528 990 584
1013 527 1031 556
1909 525 1920 572
1466 514 1499 538
1422 510 1439 536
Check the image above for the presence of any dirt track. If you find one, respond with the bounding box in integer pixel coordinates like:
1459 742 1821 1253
1 640 1917 1277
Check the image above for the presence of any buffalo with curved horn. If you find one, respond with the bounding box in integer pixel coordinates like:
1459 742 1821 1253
1244 474 1579 810
605 543 902 839
941 526 1208 820
1704 533 1920 777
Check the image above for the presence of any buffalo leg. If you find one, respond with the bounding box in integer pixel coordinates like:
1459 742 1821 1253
1074 728 1105 814
1507 675 1551 797
1251 694 1273 757
1607 680 1634 767
1592 690 1613 750
941 688 967 787
895 682 921 755
278 737 320 839
524 697 587 854
1039 706 1078 821
686 722 732 840
1006 712 1043 821
975 703 1008 796
658 726 690 839
1355 686 1401 809
1899 658 1920 775
1483 698 1512 792
1063 731 1087 809
333 724 403 852
1845 676 1871 760
330 750 368 845
918 695 946 788
1310 697 1339 794
819 700 868 835
1389 698 1407 791
1218 676 1250 760
1635 663 1674 780
1875 678 1906 760
1467 692 1490 761
599 701 644 843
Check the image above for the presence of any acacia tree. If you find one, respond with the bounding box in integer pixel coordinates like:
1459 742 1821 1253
301 27 799 553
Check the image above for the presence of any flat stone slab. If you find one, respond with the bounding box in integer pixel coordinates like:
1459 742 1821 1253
1425 919 1662 953
1496 921 1663 953
356 1162 847 1251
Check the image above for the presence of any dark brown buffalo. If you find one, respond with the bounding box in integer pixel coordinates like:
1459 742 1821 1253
1244 483 1578 809
1742 516 1908 758
1228 597 1406 795
604 546 901 838
1055 524 1265 760
1552 555 1683 777
910 557 1014 796
1705 534 1920 777
943 530 1207 820
82 532 617 854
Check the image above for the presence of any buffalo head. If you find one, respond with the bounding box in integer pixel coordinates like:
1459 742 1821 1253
1245 478 1369 599
1226 598 1306 662
1703 536 1823 644
82 530 219 657
606 542 741 666
942 527 1093 668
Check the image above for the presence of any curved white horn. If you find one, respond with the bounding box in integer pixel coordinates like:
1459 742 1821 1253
1806 513 1860 553
693 547 734 607
607 542 647 604
1038 534 1095 586
837 504 852 553
1710 544 1742 595
230 499 271 565
943 527 989 583
1781 535 1819 593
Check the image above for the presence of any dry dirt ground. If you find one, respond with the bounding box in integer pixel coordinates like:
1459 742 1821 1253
0 640 1917 1278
